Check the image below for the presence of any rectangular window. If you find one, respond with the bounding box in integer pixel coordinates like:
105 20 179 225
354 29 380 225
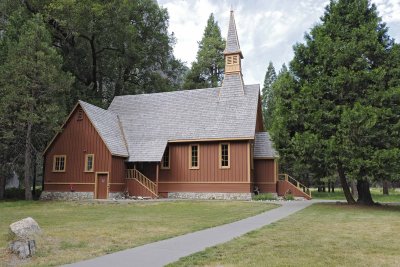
220 143 230 168
161 146 170 169
85 154 94 172
189 144 199 169
53 155 66 172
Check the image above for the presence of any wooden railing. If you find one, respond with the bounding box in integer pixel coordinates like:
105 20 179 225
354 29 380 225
278 173 312 198
126 169 158 197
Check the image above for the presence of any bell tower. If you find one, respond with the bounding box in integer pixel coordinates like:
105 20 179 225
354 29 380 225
224 10 243 75
220 10 244 97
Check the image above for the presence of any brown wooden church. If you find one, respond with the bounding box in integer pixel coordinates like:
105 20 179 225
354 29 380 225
41 11 311 200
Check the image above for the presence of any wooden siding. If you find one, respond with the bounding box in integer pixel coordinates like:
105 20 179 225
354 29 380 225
158 141 250 193
254 159 277 193
110 156 126 192
45 184 94 192
158 182 251 193
255 96 264 132
44 105 113 192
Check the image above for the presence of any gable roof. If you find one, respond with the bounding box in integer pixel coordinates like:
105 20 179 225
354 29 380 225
78 101 129 157
43 101 129 157
108 85 260 162
254 132 278 158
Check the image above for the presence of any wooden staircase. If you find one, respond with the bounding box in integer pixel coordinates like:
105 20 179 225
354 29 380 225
126 169 158 198
278 174 312 200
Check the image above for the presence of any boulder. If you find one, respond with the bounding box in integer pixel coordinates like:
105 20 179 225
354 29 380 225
9 217 41 240
8 217 41 259
8 240 36 259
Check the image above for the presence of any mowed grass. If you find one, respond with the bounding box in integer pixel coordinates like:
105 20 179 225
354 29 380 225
0 200 275 266
169 203 400 267
312 187 400 202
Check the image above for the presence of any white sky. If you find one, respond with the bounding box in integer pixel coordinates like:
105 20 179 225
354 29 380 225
158 0 400 85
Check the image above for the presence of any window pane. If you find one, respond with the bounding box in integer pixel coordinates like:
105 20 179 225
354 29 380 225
191 145 198 168
221 144 229 167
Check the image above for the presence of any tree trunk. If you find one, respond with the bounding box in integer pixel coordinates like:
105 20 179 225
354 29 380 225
32 155 36 197
0 175 5 200
328 182 331 192
337 162 355 204
383 180 389 195
24 121 33 200
331 181 335 193
356 179 374 205
350 180 358 199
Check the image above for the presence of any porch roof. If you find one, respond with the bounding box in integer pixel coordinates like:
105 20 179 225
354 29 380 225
254 132 278 158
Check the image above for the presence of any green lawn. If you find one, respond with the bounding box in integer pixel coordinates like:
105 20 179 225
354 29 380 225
0 200 275 266
169 203 400 267
312 187 400 202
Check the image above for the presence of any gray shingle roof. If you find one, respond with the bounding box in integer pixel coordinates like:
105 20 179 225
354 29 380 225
254 132 278 158
224 10 241 55
79 101 129 157
108 85 260 162
221 73 244 97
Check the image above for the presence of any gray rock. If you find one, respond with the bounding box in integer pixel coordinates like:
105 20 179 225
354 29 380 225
8 218 41 259
9 239 36 259
9 217 41 240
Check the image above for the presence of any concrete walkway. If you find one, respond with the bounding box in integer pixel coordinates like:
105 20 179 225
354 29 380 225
65 201 313 267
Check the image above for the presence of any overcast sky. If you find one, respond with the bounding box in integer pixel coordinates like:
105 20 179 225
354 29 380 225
158 0 400 86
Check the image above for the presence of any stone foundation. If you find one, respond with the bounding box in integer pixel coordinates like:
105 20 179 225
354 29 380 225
168 192 252 200
40 191 94 201
108 192 125 199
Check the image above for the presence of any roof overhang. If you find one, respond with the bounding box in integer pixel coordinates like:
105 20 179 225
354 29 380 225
168 136 254 143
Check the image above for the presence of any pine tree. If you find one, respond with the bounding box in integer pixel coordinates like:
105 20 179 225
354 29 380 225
183 13 226 89
262 62 277 130
271 0 400 205
0 14 73 200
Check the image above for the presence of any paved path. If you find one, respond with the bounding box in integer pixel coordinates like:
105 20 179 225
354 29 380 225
65 201 313 267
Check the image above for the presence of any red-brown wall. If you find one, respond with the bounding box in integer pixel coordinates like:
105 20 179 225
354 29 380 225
255 97 264 133
44 104 126 195
110 156 126 193
254 159 277 193
158 141 251 193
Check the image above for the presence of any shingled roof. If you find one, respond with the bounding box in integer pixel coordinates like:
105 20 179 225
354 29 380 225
224 10 242 56
254 132 278 158
108 85 260 162
79 101 129 157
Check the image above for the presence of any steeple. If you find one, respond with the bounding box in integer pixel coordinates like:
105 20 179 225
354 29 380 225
220 10 244 97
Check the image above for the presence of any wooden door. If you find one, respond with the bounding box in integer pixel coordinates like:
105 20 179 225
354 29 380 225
96 173 108 199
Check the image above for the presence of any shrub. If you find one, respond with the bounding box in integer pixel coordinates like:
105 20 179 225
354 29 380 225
284 193 294 201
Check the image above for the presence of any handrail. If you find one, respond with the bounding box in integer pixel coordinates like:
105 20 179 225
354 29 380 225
278 173 312 198
126 169 158 197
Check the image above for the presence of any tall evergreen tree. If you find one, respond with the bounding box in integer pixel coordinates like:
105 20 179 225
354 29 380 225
271 0 400 205
262 62 277 130
0 14 73 200
183 13 225 89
